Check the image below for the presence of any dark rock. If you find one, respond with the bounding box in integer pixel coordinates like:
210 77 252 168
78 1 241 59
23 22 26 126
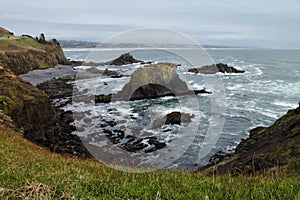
140 61 152 65
113 63 210 102
94 63 211 103
49 38 60 47
0 67 91 158
98 117 167 153
110 75 123 78
70 60 84 67
37 76 75 100
145 137 167 153
38 33 47 44
102 68 121 77
95 94 112 103
123 141 148 152
188 63 245 74
109 53 142 66
129 83 175 101
201 106 300 175
194 89 212 95
165 112 194 125
249 126 265 136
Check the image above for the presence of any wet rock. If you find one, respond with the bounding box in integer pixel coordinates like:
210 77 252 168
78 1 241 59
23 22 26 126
95 94 112 103
94 63 211 103
123 140 148 152
102 68 123 78
188 63 245 74
165 112 194 125
98 118 167 153
37 76 75 100
113 62 211 102
145 137 167 153
109 53 142 66
140 61 152 65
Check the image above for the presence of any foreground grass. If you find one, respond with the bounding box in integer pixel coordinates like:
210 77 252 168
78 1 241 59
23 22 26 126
0 127 299 199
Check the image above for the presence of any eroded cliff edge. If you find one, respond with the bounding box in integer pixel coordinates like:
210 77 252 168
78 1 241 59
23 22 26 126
202 105 300 175
0 27 90 157
0 27 69 75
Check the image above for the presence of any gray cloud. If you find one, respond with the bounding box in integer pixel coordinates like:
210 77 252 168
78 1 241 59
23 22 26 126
1 0 300 48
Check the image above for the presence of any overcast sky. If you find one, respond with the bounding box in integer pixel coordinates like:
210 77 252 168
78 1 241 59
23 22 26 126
1 0 300 48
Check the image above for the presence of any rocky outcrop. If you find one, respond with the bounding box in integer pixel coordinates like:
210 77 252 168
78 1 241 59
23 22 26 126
188 63 245 74
108 52 142 66
71 53 143 67
0 28 70 75
0 66 91 157
0 66 56 132
37 76 75 100
202 105 300 175
0 27 91 158
96 63 210 103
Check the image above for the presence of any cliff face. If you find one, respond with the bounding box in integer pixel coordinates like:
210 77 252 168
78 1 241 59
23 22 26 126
0 27 91 157
0 28 69 75
204 106 300 175
0 66 56 133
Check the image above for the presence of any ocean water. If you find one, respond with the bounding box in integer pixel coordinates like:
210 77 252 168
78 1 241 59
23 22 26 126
62 48 300 171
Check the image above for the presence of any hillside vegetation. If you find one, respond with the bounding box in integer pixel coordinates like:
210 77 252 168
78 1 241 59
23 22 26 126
0 26 300 199
203 106 300 176
0 27 69 75
0 126 299 199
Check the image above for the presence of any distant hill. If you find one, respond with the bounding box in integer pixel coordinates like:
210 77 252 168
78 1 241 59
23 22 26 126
59 39 239 49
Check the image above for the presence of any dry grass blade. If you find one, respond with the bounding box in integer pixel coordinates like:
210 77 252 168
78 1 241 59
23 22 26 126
0 183 57 200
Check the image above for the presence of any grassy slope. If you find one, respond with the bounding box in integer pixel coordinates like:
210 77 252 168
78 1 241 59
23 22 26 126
0 27 69 75
0 127 299 199
204 107 300 176
0 27 48 52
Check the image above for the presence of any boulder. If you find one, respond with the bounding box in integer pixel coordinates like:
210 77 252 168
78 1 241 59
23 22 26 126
165 112 194 125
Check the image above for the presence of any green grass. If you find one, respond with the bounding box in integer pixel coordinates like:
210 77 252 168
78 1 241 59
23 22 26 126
0 127 299 199
0 36 45 52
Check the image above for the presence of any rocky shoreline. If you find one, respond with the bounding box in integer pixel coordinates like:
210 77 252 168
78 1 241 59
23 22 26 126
35 59 212 154
1 26 299 175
